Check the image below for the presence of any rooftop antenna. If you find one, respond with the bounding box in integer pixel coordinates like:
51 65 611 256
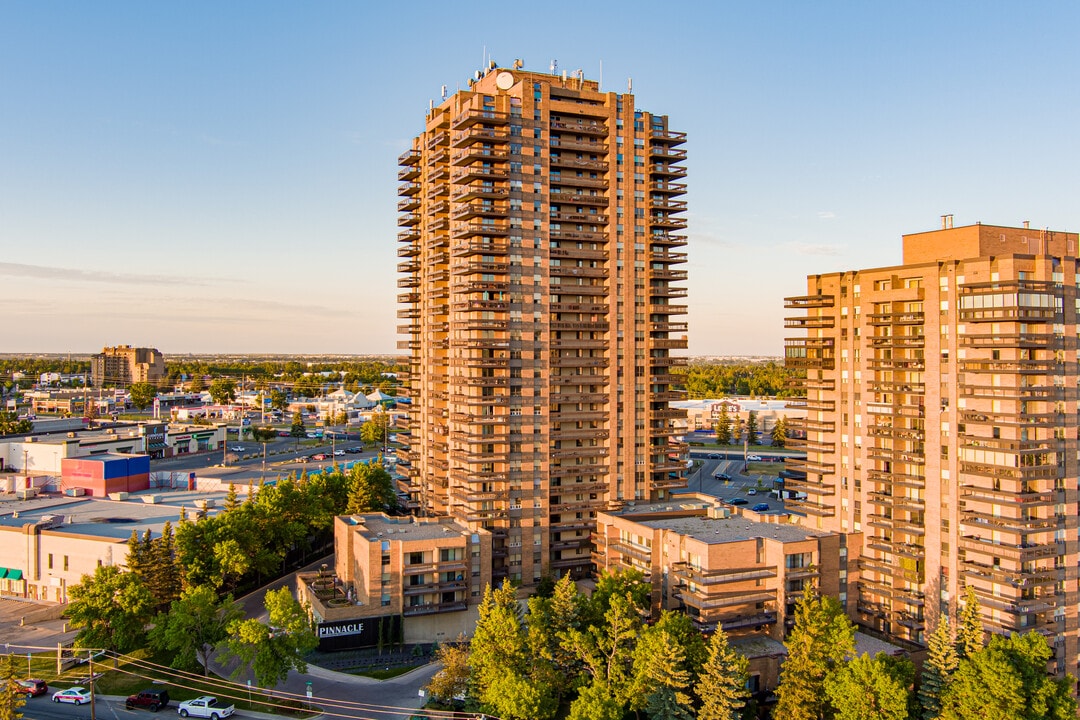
599 59 603 91
513 58 523 70
551 59 558 75
628 77 633 93
441 84 447 100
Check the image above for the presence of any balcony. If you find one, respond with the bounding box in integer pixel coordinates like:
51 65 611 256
398 165 421 181
785 294 835 309
451 127 510 148
452 109 509 129
784 315 835 329
550 119 608 136
398 149 422 166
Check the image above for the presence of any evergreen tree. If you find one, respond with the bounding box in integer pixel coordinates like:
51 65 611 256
746 410 759 444
715 408 732 445
126 529 152 578
773 584 856 720
695 628 749 720
955 586 983 660
152 521 182 610
824 652 915 720
919 615 959 720
771 415 788 448
345 461 396 513
630 628 692 716
289 413 306 450
224 483 240 512
0 653 26 720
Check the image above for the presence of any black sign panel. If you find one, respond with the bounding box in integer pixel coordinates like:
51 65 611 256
316 614 403 652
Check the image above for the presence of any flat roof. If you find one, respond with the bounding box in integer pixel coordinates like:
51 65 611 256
343 514 472 542
0 491 232 541
640 514 827 544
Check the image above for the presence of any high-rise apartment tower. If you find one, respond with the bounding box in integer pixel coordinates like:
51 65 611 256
90 345 166 388
785 221 1079 677
398 64 689 584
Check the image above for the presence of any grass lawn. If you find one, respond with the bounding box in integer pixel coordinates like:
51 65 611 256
349 664 423 680
26 647 311 717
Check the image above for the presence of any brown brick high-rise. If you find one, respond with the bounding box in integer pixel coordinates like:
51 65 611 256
785 221 1079 677
397 65 689 585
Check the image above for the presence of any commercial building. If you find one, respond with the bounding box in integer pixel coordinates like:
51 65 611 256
784 220 1080 676
91 346 165 388
296 513 493 649
397 63 689 584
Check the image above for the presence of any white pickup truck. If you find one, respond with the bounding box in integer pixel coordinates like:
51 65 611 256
177 697 235 720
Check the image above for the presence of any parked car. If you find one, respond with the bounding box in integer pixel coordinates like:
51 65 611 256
177 696 234 719
53 687 92 705
17 679 47 697
752 503 770 512
747 489 757 496
127 689 170 712
747 455 762 462
728 498 749 506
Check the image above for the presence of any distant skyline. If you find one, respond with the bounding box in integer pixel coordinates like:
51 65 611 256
3 2 1079 354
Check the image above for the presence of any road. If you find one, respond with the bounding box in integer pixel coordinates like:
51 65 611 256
676 455 788 514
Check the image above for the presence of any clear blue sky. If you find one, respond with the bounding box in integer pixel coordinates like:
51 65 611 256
2 1 1078 355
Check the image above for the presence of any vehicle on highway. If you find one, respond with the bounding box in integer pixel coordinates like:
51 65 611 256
312 453 328 461
728 498 749 506
178 696 234 719
230 446 245 452
127 688 170 712
345 446 362 453
277 430 291 437
752 503 770 512
333 450 345 456
53 687 92 705
714 472 731 481
747 455 763 461
297 456 311 463
707 453 720 459
747 489 757 496
17 679 48 697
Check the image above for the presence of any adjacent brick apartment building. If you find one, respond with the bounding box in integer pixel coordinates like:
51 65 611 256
785 220 1080 676
91 345 165 388
397 64 689 584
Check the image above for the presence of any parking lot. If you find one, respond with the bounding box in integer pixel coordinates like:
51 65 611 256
675 454 787 514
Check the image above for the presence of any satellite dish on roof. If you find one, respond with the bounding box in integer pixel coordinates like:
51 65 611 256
496 71 514 90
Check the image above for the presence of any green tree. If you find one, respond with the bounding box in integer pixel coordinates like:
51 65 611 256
149 585 242 675
208 378 237 405
0 411 32 436
771 415 788 448
955 585 983 660
360 411 389 447
773 584 856 720
562 591 642 709
715 408 732 445
269 389 287 412
188 375 205 393
424 638 470 705
226 587 317 687
630 627 693 716
695 628 749 720
567 681 623 720
940 632 1076 720
345 460 396 513
0 653 26 720
746 410 759 444
289 414 306 450
583 567 651 626
224 483 240 512
525 573 584 702
824 652 915 720
128 382 158 411
67 565 155 661
919 616 958 720
149 521 182 611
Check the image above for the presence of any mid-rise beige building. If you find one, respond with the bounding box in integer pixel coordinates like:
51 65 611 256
593 496 859 638
785 220 1080 676
91 345 165 388
397 64 689 584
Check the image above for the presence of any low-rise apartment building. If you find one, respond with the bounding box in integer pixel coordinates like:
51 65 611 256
593 496 860 639
297 513 492 649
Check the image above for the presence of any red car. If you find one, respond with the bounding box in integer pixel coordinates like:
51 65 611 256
18 679 48 697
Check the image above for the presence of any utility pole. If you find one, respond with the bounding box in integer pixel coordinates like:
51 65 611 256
88 649 96 720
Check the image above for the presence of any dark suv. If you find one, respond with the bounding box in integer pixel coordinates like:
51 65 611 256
126 689 170 712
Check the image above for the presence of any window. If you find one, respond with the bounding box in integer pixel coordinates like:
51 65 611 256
409 551 425 565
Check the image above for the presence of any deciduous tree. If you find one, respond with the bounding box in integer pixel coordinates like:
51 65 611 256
940 632 1076 720
226 587 317 688
824 652 915 720
424 638 469 705
149 585 242 675
0 411 32 437
67 565 154 661
128 382 158 411
208 378 237 405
